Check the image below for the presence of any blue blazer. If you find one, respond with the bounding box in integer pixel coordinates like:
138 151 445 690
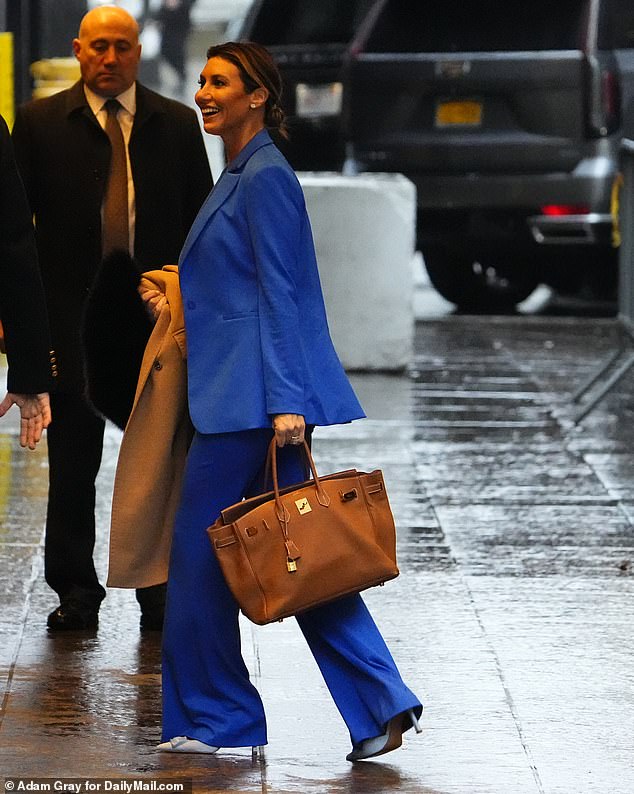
179 129 365 434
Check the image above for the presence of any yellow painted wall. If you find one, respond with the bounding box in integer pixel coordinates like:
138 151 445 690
0 32 14 127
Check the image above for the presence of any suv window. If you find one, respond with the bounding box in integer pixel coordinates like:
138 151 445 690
599 0 634 49
363 0 588 53
248 0 376 46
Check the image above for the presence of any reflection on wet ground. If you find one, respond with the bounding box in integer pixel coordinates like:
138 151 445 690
1 315 633 793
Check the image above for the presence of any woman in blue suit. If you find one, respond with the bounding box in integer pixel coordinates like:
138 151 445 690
158 41 422 761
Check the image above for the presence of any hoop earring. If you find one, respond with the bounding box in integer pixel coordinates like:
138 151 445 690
250 103 257 109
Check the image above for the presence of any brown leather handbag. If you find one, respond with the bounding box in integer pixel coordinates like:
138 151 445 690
207 439 399 625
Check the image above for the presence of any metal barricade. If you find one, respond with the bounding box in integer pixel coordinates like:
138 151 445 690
619 140 634 328
571 138 634 422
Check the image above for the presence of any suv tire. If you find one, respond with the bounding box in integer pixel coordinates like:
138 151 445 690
423 246 540 311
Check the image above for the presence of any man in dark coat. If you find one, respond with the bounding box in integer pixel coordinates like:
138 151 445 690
12 5 213 632
0 114 53 448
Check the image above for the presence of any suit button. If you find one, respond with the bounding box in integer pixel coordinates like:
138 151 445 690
187 300 196 309
153 360 162 371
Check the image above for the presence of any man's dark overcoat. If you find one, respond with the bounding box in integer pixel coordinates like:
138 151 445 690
0 114 52 394
12 79 213 392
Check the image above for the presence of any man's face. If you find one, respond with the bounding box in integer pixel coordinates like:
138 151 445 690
73 8 141 97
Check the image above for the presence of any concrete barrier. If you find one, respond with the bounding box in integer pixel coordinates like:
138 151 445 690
298 173 417 371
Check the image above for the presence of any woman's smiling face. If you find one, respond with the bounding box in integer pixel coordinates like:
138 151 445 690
195 56 255 138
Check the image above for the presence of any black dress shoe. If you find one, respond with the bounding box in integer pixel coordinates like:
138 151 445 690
47 602 99 631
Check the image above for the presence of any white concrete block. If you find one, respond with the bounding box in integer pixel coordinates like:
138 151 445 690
299 173 417 371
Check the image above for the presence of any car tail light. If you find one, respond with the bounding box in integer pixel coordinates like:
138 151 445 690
540 205 591 216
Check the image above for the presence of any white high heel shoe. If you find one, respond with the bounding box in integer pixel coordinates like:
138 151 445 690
346 708 422 762
156 736 219 754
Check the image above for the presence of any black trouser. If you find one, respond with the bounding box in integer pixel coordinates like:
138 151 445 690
44 391 165 613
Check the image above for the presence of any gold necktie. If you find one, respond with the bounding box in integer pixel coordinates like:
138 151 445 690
102 99 129 255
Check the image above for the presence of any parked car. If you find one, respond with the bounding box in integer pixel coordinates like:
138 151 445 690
237 0 379 170
344 0 634 310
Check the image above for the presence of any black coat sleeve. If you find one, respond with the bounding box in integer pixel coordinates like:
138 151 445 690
0 114 52 394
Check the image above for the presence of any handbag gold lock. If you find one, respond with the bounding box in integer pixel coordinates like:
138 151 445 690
284 539 301 573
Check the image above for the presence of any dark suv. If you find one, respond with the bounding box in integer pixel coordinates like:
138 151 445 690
238 0 379 170
344 0 634 309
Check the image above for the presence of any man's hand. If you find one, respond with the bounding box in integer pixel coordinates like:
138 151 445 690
0 392 52 450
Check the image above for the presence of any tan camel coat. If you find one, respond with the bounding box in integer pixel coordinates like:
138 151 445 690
107 266 192 588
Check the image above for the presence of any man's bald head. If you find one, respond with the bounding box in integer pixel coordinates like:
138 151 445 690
78 5 139 40
73 5 142 97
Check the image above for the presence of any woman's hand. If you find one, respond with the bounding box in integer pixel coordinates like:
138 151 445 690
0 392 52 450
272 413 305 447
138 279 167 322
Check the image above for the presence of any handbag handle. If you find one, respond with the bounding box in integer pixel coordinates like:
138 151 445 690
268 438 332 573
268 438 331 522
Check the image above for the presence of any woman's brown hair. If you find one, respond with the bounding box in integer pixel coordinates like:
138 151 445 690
206 41 289 139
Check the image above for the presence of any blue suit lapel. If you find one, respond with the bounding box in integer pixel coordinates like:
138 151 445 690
179 171 240 265
178 130 276 266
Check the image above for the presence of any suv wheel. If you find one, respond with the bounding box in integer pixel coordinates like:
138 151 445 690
423 247 540 311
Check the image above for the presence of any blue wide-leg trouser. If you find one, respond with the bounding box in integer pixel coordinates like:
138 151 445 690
161 430 422 748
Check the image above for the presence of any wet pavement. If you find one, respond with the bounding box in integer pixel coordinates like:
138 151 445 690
1 313 634 794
